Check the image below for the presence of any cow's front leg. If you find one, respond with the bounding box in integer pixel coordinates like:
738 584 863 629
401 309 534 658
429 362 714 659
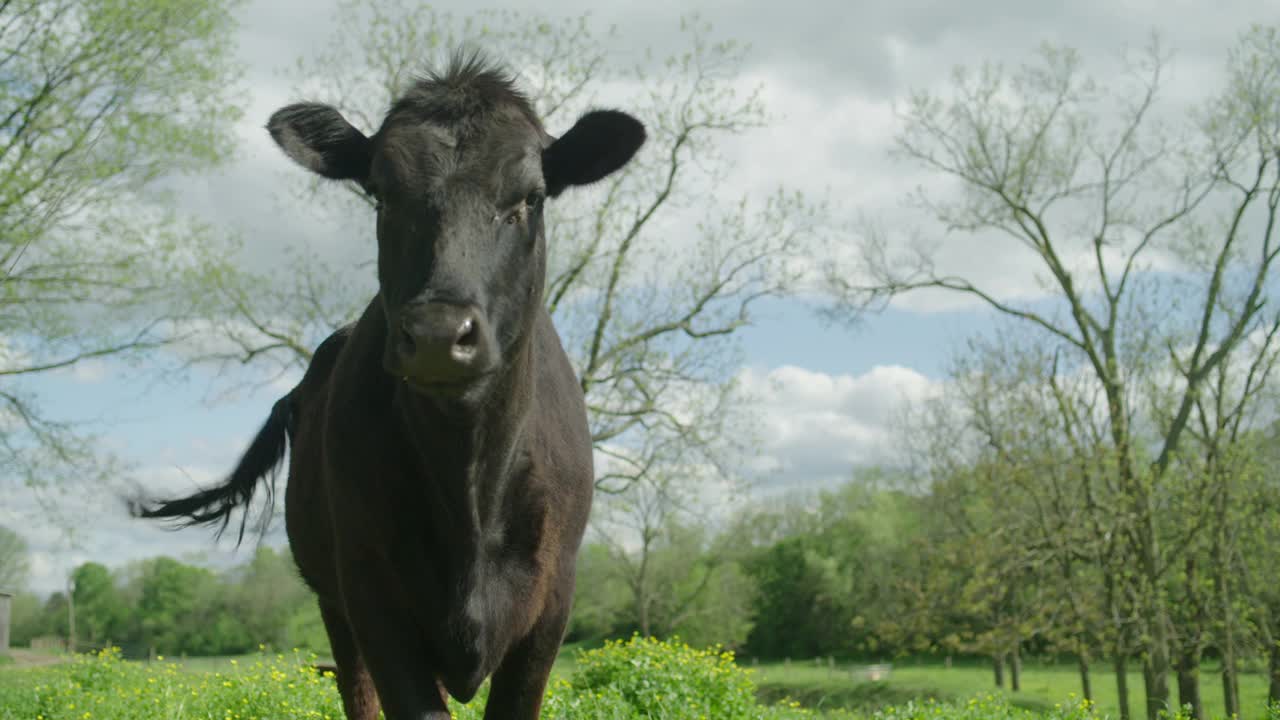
482 579 573 720
340 551 452 720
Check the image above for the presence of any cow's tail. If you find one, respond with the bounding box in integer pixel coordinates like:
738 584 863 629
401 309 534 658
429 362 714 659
130 394 294 546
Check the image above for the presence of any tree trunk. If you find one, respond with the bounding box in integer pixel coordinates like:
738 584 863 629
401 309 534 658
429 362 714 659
993 654 1005 689
1213 540 1239 718
1079 651 1092 703
1223 662 1240 720
1212 474 1240 720
1115 654 1132 720
1175 645 1203 720
1109 385 1171 720
1010 645 1022 692
67 586 75 654
1140 590 1172 720
1269 640 1280 709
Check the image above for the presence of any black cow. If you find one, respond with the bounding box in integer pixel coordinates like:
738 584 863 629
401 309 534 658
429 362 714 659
136 52 645 720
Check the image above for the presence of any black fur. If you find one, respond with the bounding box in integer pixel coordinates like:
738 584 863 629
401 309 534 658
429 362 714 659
266 103 371 180
543 110 647 197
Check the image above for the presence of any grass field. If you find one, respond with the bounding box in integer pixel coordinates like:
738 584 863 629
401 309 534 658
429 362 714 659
1 646 1273 718
0 641 827 720
752 658 1273 719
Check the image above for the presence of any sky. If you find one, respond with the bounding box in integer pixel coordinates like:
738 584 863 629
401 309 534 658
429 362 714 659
6 0 1276 595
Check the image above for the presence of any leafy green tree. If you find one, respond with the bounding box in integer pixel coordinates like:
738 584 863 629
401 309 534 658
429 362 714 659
830 24 1280 720
644 523 756 650
924 332 1115 700
566 543 631 644
1235 423 1280 707
133 556 241 655
594 468 757 649
283 601 330 655
37 591 68 639
0 0 245 509
228 546 311 651
744 537 832 659
69 562 127 647
6 591 43 647
737 475 930 662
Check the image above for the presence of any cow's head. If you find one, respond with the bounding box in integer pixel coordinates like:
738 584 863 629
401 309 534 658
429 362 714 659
267 53 645 396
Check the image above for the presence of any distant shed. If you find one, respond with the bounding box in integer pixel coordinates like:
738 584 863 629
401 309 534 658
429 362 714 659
0 591 11 653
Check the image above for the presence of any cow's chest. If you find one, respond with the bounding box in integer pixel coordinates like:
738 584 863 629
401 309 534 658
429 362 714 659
395 517 549 698
388 480 550 622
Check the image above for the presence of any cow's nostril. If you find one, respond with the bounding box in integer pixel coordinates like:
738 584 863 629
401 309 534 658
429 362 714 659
399 326 416 353
456 318 478 348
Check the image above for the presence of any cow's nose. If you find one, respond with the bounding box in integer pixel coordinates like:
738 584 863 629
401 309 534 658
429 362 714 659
397 303 490 383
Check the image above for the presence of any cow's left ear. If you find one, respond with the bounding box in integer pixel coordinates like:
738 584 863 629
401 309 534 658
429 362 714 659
543 110 646 198
267 103 371 181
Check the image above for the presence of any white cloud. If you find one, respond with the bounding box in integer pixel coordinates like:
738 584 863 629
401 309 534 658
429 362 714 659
147 0 1270 320
738 363 942 491
71 359 108 384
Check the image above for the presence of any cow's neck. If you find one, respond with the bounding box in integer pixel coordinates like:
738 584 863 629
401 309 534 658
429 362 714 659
393 329 535 548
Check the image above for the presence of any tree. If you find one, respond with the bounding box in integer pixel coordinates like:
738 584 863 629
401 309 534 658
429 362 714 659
592 468 755 648
69 562 127 647
744 537 832 659
228 546 312 651
132 556 239 655
6 591 43 647
829 25 1280 720
36 591 68 640
565 542 631 644
0 0 245 509
741 472 928 661
0 525 27 591
927 331 1115 702
182 3 822 503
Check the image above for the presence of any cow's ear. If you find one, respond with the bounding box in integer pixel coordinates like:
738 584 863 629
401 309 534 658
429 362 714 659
267 103 371 181
542 110 645 198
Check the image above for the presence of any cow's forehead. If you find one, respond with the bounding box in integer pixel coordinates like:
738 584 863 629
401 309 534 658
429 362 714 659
371 120 543 200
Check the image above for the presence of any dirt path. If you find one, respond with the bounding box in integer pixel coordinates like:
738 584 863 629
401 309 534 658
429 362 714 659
3 648 69 668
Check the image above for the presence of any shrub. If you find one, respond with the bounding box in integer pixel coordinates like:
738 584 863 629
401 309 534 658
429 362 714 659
570 634 761 719
0 647 342 720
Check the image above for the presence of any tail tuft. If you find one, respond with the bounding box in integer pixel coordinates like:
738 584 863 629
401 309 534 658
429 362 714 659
130 395 293 546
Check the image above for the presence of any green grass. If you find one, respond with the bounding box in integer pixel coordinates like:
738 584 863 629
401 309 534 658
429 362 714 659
2 645 1271 719
753 659 1273 719
0 641 828 720
0 654 12 667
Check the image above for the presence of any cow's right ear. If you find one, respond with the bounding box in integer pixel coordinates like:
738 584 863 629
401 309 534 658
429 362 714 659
267 103 371 181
